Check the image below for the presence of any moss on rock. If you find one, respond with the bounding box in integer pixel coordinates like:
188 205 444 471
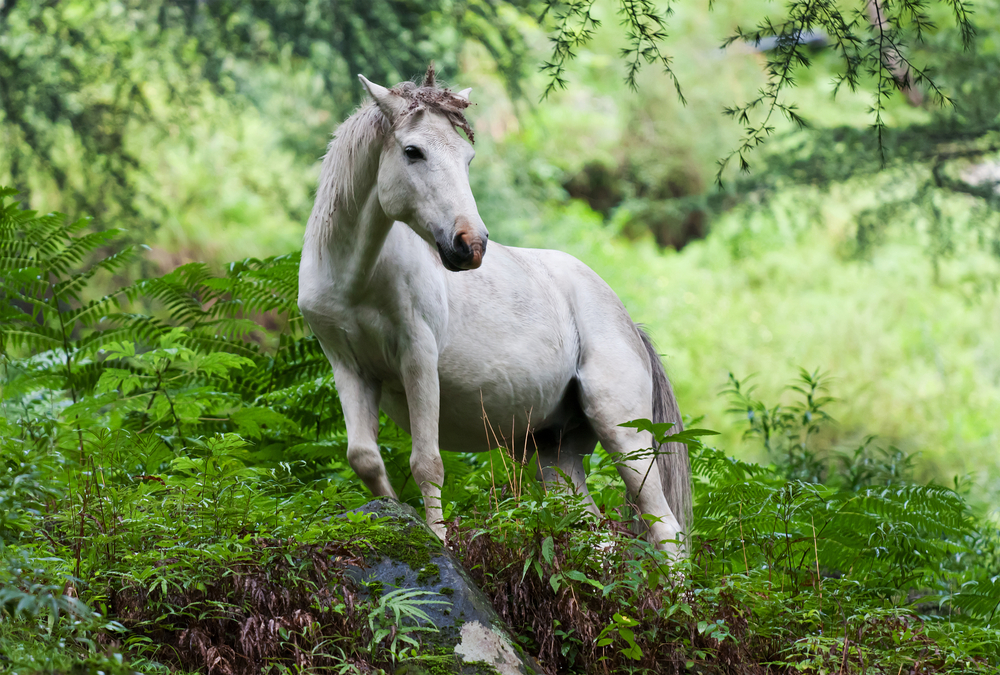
417 562 441 585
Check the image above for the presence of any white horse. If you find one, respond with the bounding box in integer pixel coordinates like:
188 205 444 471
298 66 692 556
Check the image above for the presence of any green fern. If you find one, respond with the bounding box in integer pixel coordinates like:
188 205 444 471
699 371 1000 627
0 188 335 459
0 189 152 406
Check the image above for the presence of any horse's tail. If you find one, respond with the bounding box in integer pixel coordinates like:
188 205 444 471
637 327 693 540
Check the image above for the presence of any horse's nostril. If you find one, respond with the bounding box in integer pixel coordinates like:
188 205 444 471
453 232 471 256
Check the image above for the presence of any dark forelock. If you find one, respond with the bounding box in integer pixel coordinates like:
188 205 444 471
387 65 474 143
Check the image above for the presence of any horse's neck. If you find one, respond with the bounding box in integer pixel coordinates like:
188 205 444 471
305 110 394 299
325 186 393 293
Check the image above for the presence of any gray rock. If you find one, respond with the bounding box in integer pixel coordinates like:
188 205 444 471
346 498 540 675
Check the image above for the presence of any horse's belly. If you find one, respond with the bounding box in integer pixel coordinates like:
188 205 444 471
446 373 573 452
379 353 576 454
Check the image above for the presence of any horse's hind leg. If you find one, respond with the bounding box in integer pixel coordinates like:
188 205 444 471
577 357 683 556
334 364 396 499
535 426 601 517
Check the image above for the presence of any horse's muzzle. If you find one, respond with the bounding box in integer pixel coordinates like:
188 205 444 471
439 229 487 271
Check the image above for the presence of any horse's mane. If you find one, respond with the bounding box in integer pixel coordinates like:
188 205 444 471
387 63 475 144
305 65 473 247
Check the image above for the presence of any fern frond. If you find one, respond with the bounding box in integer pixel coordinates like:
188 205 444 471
0 255 40 271
179 332 262 360
52 245 142 302
946 578 1000 621
44 228 120 278
0 328 65 352
73 314 171 352
194 318 268 342
0 281 54 315
132 275 210 326
24 214 78 259
62 294 130 328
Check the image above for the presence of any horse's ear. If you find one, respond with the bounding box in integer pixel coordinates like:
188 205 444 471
359 74 406 122
455 87 472 102
423 62 436 88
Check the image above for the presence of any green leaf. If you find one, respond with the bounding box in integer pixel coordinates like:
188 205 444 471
619 626 636 646
619 418 720 445
231 407 300 439
541 535 554 565
564 568 604 591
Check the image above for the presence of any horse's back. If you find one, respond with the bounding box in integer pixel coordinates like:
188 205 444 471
499 245 648 360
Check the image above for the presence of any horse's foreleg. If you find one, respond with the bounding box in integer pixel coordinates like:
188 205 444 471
335 365 395 498
401 345 446 540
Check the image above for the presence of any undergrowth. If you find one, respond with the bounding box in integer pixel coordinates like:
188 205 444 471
2 186 999 674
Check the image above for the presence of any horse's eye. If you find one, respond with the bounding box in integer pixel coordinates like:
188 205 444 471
404 146 425 161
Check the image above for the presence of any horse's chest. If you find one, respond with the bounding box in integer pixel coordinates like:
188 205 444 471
302 297 405 376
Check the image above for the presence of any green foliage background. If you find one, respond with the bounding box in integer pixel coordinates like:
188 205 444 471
2 0 1000 671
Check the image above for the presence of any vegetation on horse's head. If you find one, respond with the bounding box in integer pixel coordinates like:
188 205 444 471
421 62 437 89
384 63 475 144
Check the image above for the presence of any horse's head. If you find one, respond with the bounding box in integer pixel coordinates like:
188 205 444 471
359 69 488 271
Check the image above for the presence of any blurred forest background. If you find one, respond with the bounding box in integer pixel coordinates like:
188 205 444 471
1 0 998 515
